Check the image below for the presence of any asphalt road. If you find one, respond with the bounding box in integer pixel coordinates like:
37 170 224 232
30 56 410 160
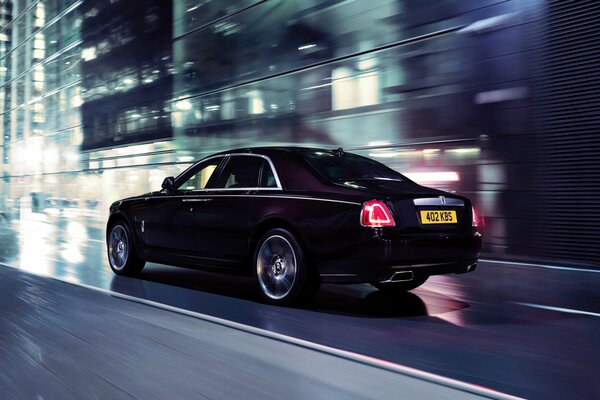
0 267 497 400
1 213 598 399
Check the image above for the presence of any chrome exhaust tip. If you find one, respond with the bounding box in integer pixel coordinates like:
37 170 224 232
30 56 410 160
381 271 414 284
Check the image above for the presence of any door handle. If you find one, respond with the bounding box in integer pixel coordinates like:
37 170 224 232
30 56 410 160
182 198 213 203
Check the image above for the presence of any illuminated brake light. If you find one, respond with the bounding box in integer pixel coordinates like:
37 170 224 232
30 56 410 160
361 200 396 227
472 206 478 227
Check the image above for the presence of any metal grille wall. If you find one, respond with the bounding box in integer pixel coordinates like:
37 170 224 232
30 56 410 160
532 1 600 265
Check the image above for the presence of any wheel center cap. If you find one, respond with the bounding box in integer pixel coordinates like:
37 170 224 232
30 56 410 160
272 257 285 275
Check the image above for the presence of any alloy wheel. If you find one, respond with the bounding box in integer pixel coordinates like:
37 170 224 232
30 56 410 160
256 235 297 300
108 225 129 271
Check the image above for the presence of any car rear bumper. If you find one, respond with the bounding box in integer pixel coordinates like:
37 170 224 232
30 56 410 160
316 230 482 284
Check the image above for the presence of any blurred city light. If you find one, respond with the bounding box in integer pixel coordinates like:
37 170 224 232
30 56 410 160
404 171 461 183
0 0 597 267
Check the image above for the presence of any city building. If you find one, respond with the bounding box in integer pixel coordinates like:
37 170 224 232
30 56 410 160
0 0 11 193
0 0 598 266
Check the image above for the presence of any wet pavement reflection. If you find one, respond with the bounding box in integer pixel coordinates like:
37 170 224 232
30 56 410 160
1 212 598 399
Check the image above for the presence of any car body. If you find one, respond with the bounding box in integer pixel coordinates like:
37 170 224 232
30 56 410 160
106 147 481 304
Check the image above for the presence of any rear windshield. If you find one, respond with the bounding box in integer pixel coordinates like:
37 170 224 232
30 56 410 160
300 150 405 182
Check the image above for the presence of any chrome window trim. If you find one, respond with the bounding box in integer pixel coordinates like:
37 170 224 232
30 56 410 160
229 153 283 190
176 153 283 191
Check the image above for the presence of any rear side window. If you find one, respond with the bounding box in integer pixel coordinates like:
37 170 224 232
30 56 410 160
259 159 278 188
301 151 404 182
209 156 262 189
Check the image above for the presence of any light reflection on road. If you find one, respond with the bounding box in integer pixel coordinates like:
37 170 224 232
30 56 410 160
19 213 55 276
421 276 468 327
4 211 113 289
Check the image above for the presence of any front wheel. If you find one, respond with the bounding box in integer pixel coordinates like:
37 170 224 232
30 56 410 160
254 228 317 305
107 221 145 276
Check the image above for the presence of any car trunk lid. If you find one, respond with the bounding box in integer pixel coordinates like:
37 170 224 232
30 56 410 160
337 179 472 232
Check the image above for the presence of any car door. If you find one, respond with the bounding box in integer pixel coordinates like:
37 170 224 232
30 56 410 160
194 155 264 266
144 156 225 257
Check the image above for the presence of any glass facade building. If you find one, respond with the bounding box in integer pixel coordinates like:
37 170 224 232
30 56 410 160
0 0 598 266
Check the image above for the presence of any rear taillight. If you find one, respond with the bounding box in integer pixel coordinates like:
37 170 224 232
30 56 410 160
472 206 478 227
361 200 396 227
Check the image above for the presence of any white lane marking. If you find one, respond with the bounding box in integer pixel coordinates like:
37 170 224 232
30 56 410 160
480 259 600 274
515 302 600 318
0 262 521 400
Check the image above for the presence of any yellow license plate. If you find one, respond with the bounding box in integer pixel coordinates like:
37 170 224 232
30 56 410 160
420 210 458 224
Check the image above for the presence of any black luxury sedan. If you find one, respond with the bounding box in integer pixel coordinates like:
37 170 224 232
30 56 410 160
106 147 481 305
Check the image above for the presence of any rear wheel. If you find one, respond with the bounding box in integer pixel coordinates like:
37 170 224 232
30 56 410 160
107 221 145 276
372 275 429 293
254 228 317 305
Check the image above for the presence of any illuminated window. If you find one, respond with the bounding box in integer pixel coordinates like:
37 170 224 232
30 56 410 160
82 47 97 61
247 90 264 114
33 49 45 59
33 67 44 82
332 61 380 110
33 102 45 123
35 5 45 27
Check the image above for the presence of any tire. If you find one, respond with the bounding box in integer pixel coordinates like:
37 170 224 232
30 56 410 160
372 275 429 293
254 228 317 305
107 220 145 276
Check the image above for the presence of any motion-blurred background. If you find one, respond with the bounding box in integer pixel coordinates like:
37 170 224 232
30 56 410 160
0 0 598 267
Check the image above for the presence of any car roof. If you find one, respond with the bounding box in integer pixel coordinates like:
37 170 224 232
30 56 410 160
204 147 349 191
210 146 345 157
